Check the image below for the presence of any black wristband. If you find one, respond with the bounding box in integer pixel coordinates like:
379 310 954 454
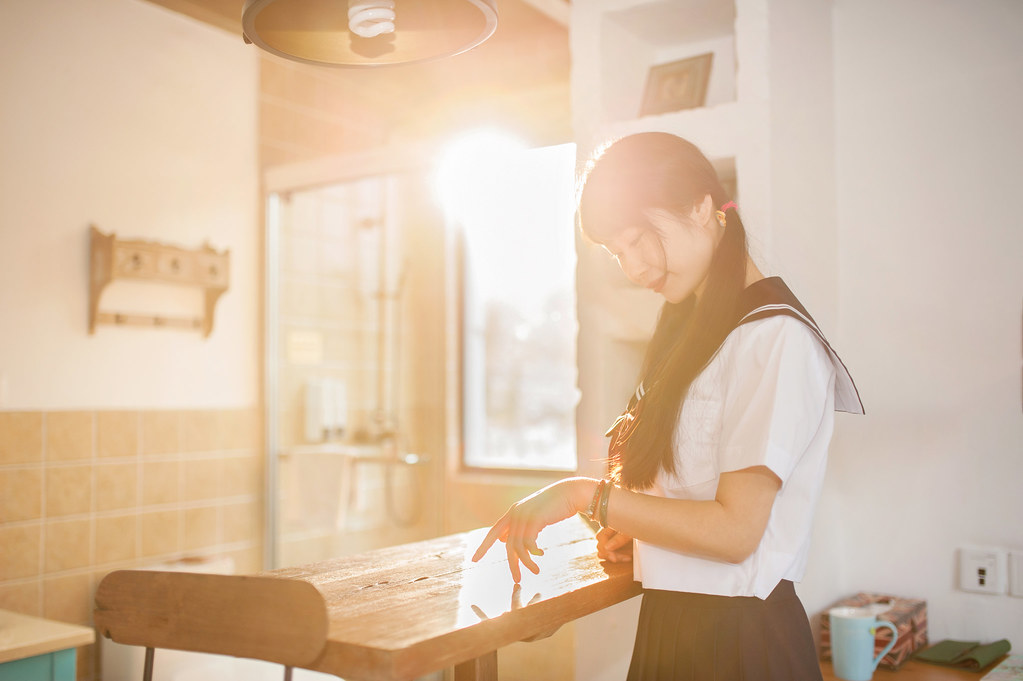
597 480 613 529
586 479 606 522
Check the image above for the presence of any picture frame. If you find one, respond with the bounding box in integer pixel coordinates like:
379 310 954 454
639 52 714 116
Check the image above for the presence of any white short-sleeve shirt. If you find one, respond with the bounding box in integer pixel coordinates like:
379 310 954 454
632 315 837 599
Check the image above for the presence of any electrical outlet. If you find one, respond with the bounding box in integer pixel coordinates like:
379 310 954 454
1009 551 1023 598
959 547 1007 595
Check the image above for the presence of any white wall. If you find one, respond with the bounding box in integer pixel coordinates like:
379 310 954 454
0 0 259 410
800 0 1023 642
764 0 838 333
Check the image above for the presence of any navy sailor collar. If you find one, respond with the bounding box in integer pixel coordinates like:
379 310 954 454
625 277 864 416
736 277 864 415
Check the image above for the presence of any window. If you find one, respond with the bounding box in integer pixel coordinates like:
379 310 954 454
437 135 579 472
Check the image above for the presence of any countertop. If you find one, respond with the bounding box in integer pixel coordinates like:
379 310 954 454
0 610 94 664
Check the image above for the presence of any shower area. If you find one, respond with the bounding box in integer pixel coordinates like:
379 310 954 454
264 168 448 569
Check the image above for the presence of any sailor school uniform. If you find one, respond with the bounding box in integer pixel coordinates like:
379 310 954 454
618 276 863 681
614 276 863 598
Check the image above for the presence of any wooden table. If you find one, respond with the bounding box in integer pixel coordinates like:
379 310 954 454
821 658 1008 680
94 515 641 681
0 610 94 681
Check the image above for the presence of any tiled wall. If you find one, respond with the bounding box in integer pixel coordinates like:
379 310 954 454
0 408 264 681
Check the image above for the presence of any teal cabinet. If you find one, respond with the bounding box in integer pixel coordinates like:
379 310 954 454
0 610 93 681
0 648 77 681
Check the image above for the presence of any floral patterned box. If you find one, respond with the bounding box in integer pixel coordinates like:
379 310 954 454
819 593 928 670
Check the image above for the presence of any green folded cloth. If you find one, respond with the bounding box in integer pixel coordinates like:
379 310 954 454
915 639 1012 670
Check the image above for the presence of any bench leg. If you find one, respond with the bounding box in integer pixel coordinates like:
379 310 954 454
142 648 155 681
454 650 498 681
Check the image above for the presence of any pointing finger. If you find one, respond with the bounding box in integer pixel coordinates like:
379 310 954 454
506 539 522 583
472 518 508 562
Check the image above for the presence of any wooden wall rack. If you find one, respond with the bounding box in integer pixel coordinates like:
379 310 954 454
88 225 230 338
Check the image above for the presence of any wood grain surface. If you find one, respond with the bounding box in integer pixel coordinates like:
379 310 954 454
94 571 328 668
270 515 640 680
94 515 641 681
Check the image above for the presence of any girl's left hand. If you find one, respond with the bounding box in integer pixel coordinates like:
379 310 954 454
471 478 588 582
596 527 633 563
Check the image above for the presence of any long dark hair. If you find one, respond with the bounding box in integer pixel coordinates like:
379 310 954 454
578 133 750 490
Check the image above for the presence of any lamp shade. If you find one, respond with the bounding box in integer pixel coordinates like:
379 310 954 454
241 0 499 68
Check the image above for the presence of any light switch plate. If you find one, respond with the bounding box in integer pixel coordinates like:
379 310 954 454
1009 551 1023 598
959 547 1007 595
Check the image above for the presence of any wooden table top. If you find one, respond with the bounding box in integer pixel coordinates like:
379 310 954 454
95 515 641 681
0 610 94 664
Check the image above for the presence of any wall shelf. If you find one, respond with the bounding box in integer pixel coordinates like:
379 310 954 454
88 225 230 338
583 0 738 130
602 100 742 159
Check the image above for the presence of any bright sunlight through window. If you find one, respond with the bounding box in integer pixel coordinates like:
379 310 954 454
435 131 579 472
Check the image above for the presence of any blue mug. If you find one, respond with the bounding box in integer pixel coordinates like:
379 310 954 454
828 606 898 681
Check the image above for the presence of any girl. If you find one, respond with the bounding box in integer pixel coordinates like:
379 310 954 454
472 132 863 680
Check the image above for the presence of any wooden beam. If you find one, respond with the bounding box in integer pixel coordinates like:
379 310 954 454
263 140 441 193
139 0 242 36
519 0 570 27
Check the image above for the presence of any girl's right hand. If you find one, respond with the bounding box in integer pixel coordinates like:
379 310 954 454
471 478 588 582
596 527 633 563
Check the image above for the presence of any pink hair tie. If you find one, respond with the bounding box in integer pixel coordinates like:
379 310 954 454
715 201 737 227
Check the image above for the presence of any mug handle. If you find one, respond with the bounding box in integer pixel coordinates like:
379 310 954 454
871 620 899 670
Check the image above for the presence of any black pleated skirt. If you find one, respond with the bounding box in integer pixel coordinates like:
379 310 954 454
626 580 823 681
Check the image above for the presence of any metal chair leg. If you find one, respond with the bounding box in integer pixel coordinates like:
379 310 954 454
142 647 155 681
284 666 293 681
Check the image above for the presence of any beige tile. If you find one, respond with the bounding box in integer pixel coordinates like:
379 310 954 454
0 524 41 580
222 455 263 497
182 506 218 551
242 409 262 450
44 518 91 573
182 457 221 502
180 411 219 453
278 406 305 451
141 460 179 506
141 411 178 456
45 412 93 462
0 579 41 615
42 572 93 625
222 501 261 544
221 409 261 450
94 514 137 565
0 412 43 464
279 535 331 568
94 462 137 512
216 410 234 450
141 510 179 557
224 546 264 575
0 467 43 522
97 411 138 458
45 465 92 517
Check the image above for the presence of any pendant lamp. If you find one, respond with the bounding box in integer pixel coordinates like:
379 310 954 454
241 0 499 68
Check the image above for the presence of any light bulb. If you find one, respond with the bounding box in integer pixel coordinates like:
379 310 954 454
348 0 396 38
